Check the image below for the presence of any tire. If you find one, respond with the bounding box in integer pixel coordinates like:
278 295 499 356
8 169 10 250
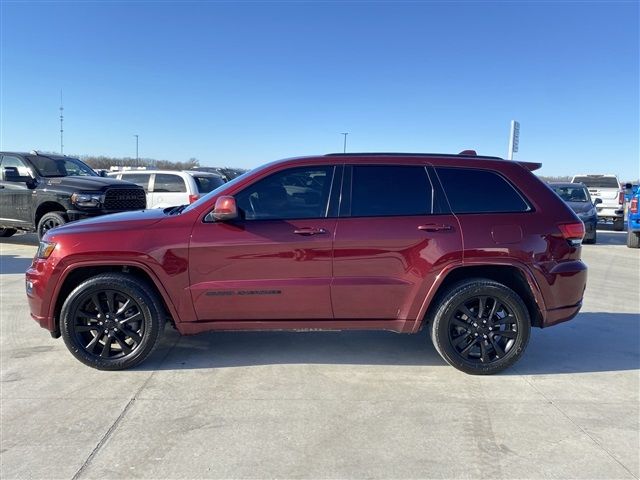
429 279 531 375
613 217 624 231
60 273 165 370
583 231 596 244
37 211 67 239
627 230 640 249
0 228 17 238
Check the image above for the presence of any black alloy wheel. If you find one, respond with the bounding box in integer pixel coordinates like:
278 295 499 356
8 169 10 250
61 273 164 370
448 296 518 364
430 279 530 375
37 212 67 239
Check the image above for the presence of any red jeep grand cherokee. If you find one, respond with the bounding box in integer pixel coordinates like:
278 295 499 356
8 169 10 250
26 152 587 374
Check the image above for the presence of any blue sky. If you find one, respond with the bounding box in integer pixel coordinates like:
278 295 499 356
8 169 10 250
1 1 638 179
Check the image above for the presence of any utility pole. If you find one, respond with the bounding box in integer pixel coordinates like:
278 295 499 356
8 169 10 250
341 132 349 153
59 90 64 154
134 135 139 166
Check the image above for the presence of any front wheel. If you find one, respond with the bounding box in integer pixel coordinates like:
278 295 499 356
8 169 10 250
628 230 640 248
429 279 531 375
37 212 67 239
60 273 165 370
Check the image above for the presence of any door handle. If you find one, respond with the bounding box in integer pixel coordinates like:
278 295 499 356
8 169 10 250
418 224 453 232
293 227 328 236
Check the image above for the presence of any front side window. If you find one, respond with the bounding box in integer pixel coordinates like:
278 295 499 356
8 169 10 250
121 173 151 191
153 174 186 193
435 167 530 214
349 165 433 217
236 166 334 220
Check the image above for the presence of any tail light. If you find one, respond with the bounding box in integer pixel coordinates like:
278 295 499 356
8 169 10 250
618 190 624 205
631 197 638 214
558 222 585 246
188 194 200 204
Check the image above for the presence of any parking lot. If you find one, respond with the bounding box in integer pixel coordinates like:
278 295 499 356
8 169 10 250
1 228 638 479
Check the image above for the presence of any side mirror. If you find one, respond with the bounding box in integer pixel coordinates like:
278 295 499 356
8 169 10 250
593 198 603 205
212 196 238 221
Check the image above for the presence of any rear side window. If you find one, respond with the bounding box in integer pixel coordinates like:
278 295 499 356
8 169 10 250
154 174 186 193
435 167 530 214
349 165 433 217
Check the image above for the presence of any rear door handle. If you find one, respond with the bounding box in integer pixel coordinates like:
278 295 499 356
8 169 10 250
293 227 328 236
418 224 453 232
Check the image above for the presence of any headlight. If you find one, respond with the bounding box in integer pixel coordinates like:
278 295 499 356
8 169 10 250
36 241 56 259
71 192 103 208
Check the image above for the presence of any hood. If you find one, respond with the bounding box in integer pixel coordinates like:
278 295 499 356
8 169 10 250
45 209 167 240
41 176 139 191
566 201 595 214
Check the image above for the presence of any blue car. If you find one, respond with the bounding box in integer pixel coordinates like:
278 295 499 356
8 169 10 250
627 186 640 248
549 182 598 244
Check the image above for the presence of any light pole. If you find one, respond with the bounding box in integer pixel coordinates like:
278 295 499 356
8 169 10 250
134 135 139 166
341 132 348 153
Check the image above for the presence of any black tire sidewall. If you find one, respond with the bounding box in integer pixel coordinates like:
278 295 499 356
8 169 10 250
431 280 531 375
60 274 164 370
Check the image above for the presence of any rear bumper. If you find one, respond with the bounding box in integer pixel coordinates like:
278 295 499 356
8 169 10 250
532 260 587 328
596 206 624 219
542 301 582 328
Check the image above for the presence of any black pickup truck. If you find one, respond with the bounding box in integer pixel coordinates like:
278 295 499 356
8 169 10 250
0 151 146 239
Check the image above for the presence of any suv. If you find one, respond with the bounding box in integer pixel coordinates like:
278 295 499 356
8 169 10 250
108 170 226 208
571 174 625 230
0 152 146 239
26 152 587 374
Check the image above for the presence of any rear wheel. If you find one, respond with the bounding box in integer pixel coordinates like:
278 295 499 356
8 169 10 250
0 228 17 238
613 217 624 231
37 211 67 239
627 230 640 248
60 273 165 370
583 231 597 244
429 279 531 375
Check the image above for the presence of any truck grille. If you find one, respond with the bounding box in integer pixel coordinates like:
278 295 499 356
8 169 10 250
103 188 146 211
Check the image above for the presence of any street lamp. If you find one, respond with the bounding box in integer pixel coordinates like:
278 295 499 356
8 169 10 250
134 135 139 166
341 132 348 153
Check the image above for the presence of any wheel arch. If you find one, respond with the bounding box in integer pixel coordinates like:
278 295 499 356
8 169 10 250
419 263 545 331
35 202 68 226
51 263 179 337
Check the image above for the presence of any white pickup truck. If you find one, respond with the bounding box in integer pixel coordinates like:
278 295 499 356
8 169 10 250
571 174 625 231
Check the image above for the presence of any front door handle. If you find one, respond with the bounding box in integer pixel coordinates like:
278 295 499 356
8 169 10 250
418 224 453 232
293 227 328 236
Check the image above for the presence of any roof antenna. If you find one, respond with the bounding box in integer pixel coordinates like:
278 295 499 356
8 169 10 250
59 90 64 154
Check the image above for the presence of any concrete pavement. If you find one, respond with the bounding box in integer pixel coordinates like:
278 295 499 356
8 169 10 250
1 230 638 479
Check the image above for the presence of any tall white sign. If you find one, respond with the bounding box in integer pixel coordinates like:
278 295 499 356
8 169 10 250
508 120 520 160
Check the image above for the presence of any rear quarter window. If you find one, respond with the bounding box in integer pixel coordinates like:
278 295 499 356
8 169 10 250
435 167 531 214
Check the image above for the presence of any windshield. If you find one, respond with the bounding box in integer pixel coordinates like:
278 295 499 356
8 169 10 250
28 156 97 178
182 169 253 213
573 176 619 188
551 185 590 203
